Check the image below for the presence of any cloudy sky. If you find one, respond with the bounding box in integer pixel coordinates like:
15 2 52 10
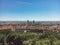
0 0 60 21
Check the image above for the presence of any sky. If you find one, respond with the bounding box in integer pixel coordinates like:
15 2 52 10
0 0 60 21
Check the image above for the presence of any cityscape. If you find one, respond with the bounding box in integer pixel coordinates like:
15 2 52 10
0 0 60 45
0 21 60 32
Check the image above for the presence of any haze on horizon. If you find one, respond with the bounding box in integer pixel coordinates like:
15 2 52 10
0 0 60 21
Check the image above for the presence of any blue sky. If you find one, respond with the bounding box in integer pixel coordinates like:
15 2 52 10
0 0 60 21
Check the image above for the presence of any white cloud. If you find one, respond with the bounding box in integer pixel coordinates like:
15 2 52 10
16 1 32 6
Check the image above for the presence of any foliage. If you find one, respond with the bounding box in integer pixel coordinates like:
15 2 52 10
0 30 60 45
